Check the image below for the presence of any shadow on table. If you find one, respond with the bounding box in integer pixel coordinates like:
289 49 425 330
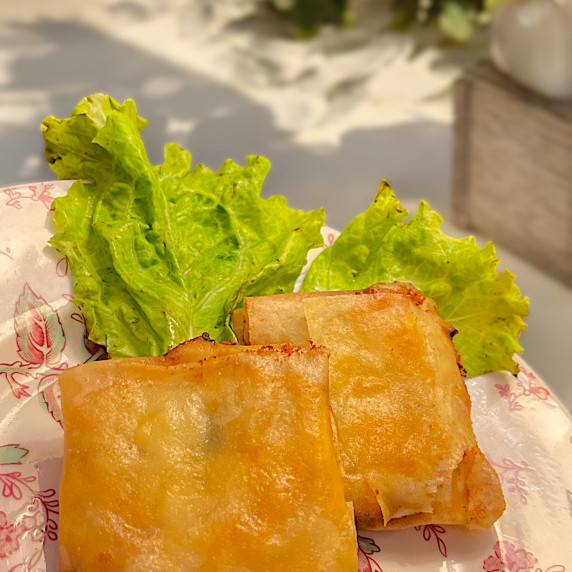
0 18 451 229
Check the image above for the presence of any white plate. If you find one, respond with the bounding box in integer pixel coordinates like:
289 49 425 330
1 181 571 571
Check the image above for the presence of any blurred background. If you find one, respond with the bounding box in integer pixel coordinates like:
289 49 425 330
1 0 571 409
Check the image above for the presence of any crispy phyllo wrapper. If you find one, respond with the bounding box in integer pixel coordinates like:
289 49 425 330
231 307 248 344
241 282 505 530
58 340 358 571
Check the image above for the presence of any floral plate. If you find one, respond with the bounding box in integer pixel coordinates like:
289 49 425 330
1 181 571 571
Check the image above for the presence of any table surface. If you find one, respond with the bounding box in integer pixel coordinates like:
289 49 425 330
1 1 570 411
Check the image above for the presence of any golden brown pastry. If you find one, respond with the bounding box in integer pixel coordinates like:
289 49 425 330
58 340 358 571
241 282 505 530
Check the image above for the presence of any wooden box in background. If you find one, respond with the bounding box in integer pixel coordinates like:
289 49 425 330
453 60 572 286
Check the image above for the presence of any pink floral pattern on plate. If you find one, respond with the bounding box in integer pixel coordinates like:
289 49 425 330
495 366 551 411
2 183 56 211
483 540 566 572
415 525 447 558
1 282 67 401
1 182 571 571
358 536 383 572
489 457 533 504
0 447 59 570
0 281 103 426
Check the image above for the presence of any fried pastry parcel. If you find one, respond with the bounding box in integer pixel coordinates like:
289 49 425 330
58 341 358 571
241 282 505 530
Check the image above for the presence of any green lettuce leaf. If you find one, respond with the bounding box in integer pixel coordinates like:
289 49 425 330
302 181 529 377
43 94 325 358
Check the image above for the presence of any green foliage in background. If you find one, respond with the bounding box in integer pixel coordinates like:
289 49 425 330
270 0 349 36
270 0 497 41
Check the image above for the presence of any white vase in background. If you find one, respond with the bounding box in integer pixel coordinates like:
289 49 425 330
490 0 572 100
